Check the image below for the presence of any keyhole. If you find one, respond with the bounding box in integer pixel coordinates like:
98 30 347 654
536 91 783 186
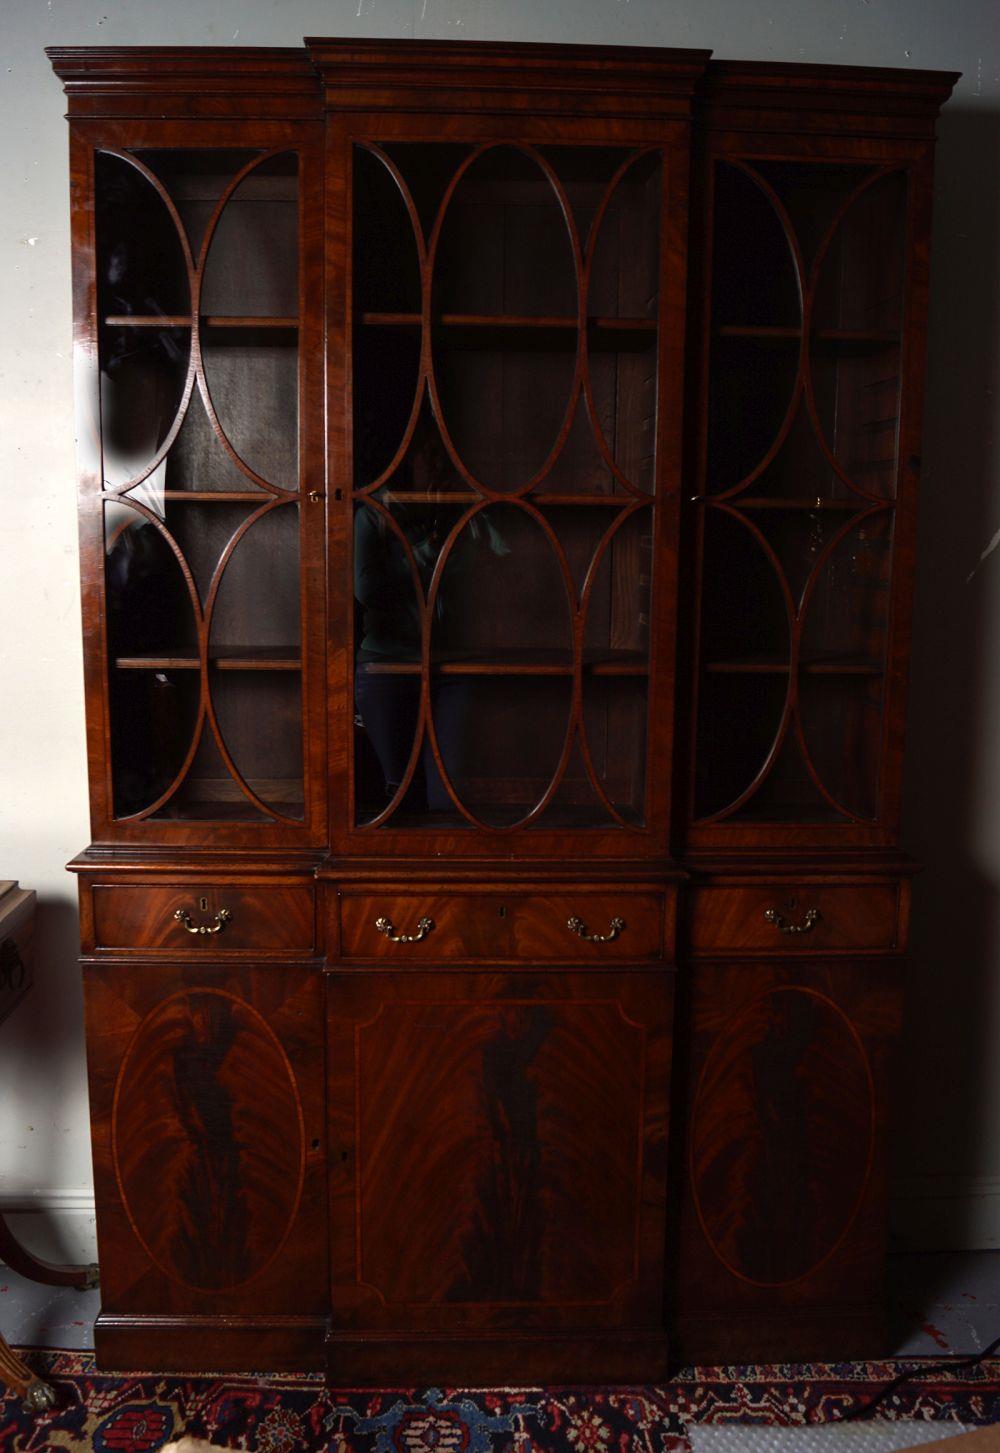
199 896 209 912
497 905 507 919
787 894 798 911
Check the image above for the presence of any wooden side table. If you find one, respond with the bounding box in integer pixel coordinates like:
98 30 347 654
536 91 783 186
0 882 98 1413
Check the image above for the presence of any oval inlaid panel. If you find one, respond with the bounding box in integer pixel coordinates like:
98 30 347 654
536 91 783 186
112 988 304 1291
691 986 874 1286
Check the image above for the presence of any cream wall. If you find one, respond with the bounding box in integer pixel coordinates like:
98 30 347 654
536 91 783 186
1 0 998 1262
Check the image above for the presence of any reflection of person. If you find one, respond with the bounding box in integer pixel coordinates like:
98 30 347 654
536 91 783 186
354 505 462 812
353 504 509 814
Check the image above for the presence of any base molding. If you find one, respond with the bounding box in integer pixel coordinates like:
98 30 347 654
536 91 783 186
324 1329 671 1385
891 1176 1000 1251
94 1313 327 1372
671 1307 888 1365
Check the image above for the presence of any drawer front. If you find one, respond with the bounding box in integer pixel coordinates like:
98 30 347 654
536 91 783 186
339 893 665 961
687 882 901 955
91 884 316 954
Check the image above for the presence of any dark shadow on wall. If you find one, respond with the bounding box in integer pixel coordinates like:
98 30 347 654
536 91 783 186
895 99 1000 1252
1 890 90 1266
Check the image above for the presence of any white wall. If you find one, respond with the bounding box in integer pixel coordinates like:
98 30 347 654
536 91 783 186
2 0 998 1262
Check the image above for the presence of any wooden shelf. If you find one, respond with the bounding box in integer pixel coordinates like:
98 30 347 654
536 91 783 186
714 325 899 346
160 490 272 503
358 649 649 678
104 315 299 329
359 312 656 348
369 490 648 508
704 654 882 676
735 496 869 512
694 494 883 512
115 647 301 672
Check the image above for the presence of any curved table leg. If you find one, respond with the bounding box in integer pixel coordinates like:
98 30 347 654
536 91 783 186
0 1332 56 1415
0 1214 98 1290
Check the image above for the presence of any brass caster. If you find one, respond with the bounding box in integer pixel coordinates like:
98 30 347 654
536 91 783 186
77 1263 100 1291
22 1378 57 1415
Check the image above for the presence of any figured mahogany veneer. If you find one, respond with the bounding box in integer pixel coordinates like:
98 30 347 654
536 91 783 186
670 955 903 1363
339 891 667 961
49 38 955 1380
88 883 316 954
686 881 905 955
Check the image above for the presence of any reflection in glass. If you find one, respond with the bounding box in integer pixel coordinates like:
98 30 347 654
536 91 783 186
105 503 199 816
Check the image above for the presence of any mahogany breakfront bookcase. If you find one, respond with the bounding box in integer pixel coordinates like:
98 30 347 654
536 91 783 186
48 40 956 1381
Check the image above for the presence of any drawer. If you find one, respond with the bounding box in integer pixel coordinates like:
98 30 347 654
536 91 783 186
687 882 902 955
339 892 666 961
90 883 316 954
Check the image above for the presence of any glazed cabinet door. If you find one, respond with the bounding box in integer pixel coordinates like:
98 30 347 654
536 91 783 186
84 962 326 1339
74 123 325 844
336 131 687 856
684 140 933 849
328 967 673 1337
672 956 903 1361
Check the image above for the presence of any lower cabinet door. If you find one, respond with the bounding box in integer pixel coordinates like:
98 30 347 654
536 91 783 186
672 956 903 1361
84 962 326 1320
328 967 674 1334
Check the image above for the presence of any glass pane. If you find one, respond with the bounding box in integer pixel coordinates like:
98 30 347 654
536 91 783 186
753 161 874 271
96 153 192 493
354 324 422 490
207 504 301 657
538 145 631 245
163 393 270 496
705 338 799 494
697 508 791 671
799 511 892 667
711 162 801 330
96 146 305 828
431 145 577 492
202 337 298 489
200 153 298 316
582 676 647 825
433 676 572 827
430 504 572 663
727 733 845 823
134 148 260 256
581 150 660 495
433 145 576 318
694 673 786 820
96 152 190 318
104 501 200 818
150 727 268 823
212 671 304 819
811 344 901 501
432 339 576 492
799 674 882 819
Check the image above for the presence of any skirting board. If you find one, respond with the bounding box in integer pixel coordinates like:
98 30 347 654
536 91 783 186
890 1177 1000 1251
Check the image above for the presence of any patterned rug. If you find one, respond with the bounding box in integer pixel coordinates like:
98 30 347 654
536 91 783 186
1 1350 997 1453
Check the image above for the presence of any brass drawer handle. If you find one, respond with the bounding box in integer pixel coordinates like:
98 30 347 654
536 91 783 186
764 906 821 935
375 915 434 944
174 907 231 936
567 915 625 944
